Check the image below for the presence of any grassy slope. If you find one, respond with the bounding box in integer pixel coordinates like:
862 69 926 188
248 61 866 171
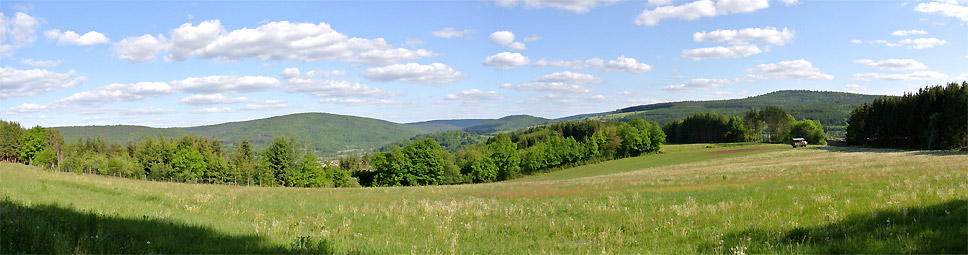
2 145 966 253
463 115 552 134
56 112 427 156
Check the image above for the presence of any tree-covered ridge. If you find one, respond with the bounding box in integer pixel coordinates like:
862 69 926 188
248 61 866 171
378 130 486 153
463 115 552 134
847 82 967 150
406 119 490 132
55 112 427 157
602 90 883 133
662 108 826 145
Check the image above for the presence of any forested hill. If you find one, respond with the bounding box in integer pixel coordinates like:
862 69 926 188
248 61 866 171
603 90 884 127
55 113 427 156
406 119 490 133
462 115 552 134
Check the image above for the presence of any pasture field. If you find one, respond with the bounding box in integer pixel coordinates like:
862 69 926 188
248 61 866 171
1 144 965 254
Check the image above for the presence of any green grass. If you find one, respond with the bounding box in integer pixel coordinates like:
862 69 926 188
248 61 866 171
2 144 966 253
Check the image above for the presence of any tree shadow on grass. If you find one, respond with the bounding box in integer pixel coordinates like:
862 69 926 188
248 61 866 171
809 146 967 156
700 199 967 254
0 199 335 254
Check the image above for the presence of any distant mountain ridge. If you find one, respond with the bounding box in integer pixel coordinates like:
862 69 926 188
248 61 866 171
55 90 885 156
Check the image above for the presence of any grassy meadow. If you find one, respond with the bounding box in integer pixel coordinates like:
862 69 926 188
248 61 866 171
2 144 966 253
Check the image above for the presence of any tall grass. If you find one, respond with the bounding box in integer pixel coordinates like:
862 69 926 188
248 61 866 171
2 144 965 253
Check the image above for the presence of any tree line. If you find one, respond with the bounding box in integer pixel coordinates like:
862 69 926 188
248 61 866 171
352 118 665 186
846 82 967 150
662 106 826 145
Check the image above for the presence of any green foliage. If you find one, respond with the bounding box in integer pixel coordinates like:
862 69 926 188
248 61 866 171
663 112 756 144
263 137 296 186
761 106 793 143
231 140 257 185
847 82 968 150
371 139 445 186
407 119 489 132
0 120 25 162
790 119 826 145
32 148 56 168
172 147 205 182
379 130 485 153
20 126 47 165
463 115 551 134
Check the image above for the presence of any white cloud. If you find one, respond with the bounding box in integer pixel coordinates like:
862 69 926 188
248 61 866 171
532 57 604 70
854 59 928 71
362 63 466 84
8 103 50 113
890 29 928 36
692 27 794 45
281 67 346 79
124 107 176 115
241 100 288 110
915 1 968 23
507 41 527 50
483 52 531 70
523 35 541 42
489 31 515 46
54 82 173 107
318 98 367 104
955 73 968 81
44 29 111 45
111 34 168 63
433 27 474 39
663 78 735 91
501 82 592 94
851 71 949 81
495 0 621 13
590 94 606 100
875 38 948 49
850 39 863 44
344 48 438 66
603 55 653 73
167 19 225 61
745 59 834 80
191 107 234 113
0 12 41 56
286 77 392 98
179 93 248 105
844 84 867 92
170 75 281 94
534 71 602 84
778 0 799 5
443 89 504 104
0 67 86 99
681 44 762 60
19 59 61 67
636 0 770 26
402 38 425 46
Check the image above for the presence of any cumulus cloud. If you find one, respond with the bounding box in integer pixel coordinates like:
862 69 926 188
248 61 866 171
170 75 281 94
115 20 437 65
681 44 762 60
191 107 234 113
874 38 948 49
123 107 176 115
344 48 438 66
844 84 867 92
44 29 111 45
854 59 928 71
362 63 466 84
178 93 248 105
693 27 794 45
0 12 41 56
286 77 392 98
533 57 604 70
507 41 527 50
19 59 61 67
111 34 168 63
483 52 531 70
636 0 770 26
490 31 515 45
0 67 86 99
8 103 50 113
501 82 592 94
850 39 863 44
890 29 928 36
241 100 288 110
534 71 602 84
523 35 541 42
663 78 735 91
851 71 949 81
433 27 474 39
745 59 834 80
603 55 653 73
281 67 346 79
443 89 504 104
52 82 172 108
494 0 621 13
915 1 968 23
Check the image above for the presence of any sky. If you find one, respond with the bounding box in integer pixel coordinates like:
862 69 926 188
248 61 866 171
1 0 966 128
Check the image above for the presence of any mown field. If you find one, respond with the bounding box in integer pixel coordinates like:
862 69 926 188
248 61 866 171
2 144 965 254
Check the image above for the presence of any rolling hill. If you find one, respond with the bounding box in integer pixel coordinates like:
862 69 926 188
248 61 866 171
406 119 490 133
462 115 553 134
55 112 427 157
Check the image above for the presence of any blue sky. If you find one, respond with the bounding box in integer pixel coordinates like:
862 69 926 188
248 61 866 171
2 0 966 128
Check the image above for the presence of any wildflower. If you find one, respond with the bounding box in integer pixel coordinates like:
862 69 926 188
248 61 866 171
147 241 150 244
